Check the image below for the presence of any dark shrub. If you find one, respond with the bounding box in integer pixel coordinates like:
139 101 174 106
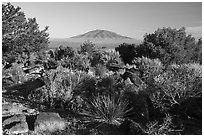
138 27 201 65
54 46 75 61
115 43 138 64
122 89 154 125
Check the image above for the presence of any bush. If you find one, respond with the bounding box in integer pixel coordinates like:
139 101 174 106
3 63 31 85
102 49 123 71
79 40 96 55
115 43 138 64
88 50 104 67
71 73 126 113
115 27 201 66
97 74 123 88
70 74 97 111
54 46 75 61
145 114 176 135
59 52 90 71
138 27 201 65
132 57 164 87
72 73 123 102
153 63 202 111
73 53 91 71
94 63 108 77
34 50 49 64
35 66 88 109
80 94 132 126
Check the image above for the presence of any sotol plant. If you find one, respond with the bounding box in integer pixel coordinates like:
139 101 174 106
80 94 132 126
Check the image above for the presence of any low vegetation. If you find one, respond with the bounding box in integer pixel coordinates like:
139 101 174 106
2 3 202 135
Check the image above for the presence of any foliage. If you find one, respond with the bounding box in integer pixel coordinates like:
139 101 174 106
102 49 123 71
34 50 49 64
192 38 202 64
2 62 36 85
132 57 164 87
71 53 90 71
2 3 49 63
54 46 75 61
89 50 105 67
57 51 90 71
70 73 126 113
72 74 123 101
69 74 97 111
152 63 202 111
145 114 177 135
94 63 108 77
79 40 96 55
36 66 88 108
137 27 201 65
115 43 138 64
79 42 106 67
80 94 132 126
2 13 202 134
115 27 201 66
51 45 91 71
96 74 124 93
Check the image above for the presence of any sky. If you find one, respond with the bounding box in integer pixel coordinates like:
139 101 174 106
10 2 202 40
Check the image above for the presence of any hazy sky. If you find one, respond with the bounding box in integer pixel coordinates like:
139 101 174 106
11 2 202 39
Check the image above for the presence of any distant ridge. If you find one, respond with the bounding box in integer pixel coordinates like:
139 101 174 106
71 29 132 39
49 29 142 49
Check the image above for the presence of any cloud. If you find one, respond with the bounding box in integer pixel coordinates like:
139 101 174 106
186 26 202 39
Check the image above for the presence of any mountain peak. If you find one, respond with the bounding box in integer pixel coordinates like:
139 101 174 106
71 29 132 39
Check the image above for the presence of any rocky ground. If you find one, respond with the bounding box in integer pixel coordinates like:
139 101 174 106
2 73 69 135
2 94 69 135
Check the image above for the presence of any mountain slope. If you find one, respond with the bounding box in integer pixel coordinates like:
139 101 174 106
71 29 132 39
49 29 141 49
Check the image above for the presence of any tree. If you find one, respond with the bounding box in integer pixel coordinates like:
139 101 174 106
2 3 49 63
79 40 96 55
115 43 138 64
137 27 201 65
191 38 202 64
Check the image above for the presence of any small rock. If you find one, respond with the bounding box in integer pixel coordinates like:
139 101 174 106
2 103 27 117
34 112 66 133
2 102 39 117
3 114 26 127
5 121 29 135
24 108 39 115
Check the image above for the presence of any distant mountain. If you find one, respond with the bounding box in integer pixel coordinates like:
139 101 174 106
49 29 141 49
71 29 132 39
